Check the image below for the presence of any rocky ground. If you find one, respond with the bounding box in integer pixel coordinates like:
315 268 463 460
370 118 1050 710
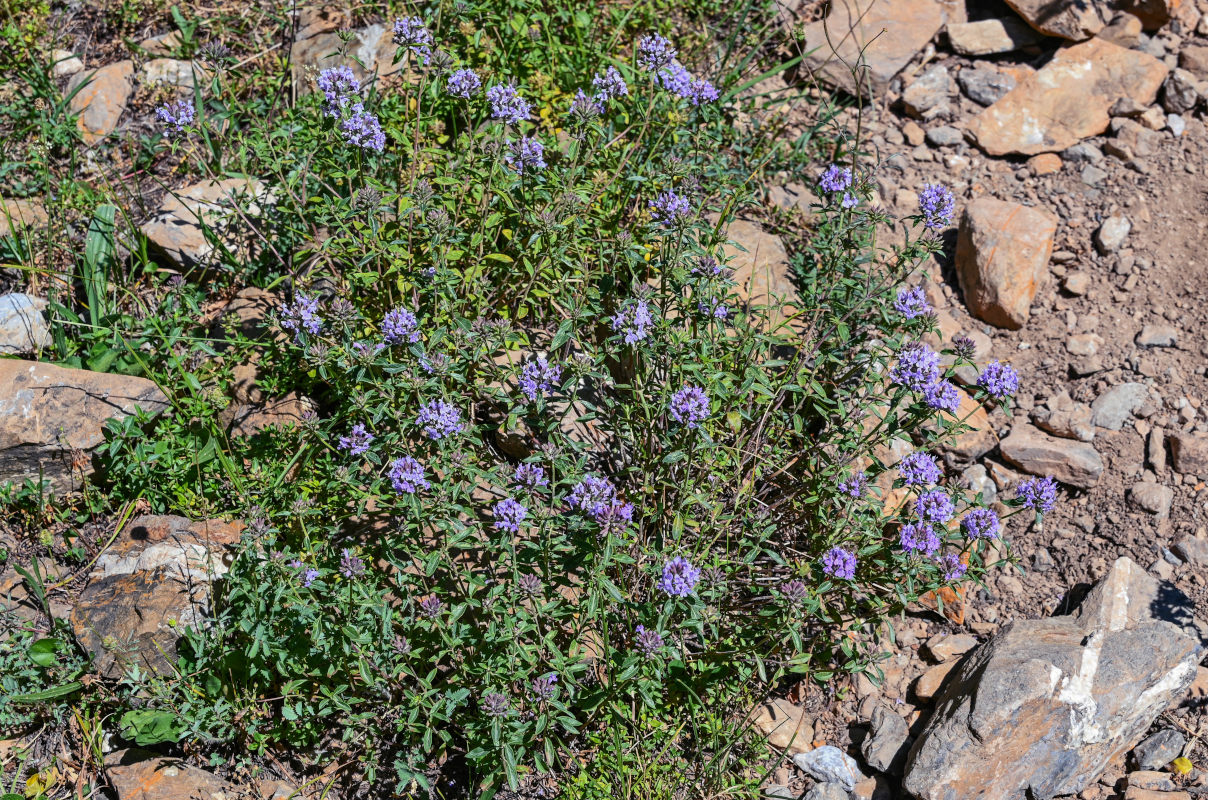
3 0 1208 798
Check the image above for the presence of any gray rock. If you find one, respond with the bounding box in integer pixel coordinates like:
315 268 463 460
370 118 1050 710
956 67 1016 106
139 58 200 89
1131 728 1186 770
1080 165 1109 186
1091 382 1150 430
1136 324 1177 347
1128 482 1173 516
903 65 954 118
1064 143 1104 164
948 18 1042 56
805 783 849 800
861 706 912 774
1000 424 1104 490
0 293 50 354
903 557 1204 800
1168 113 1186 136
793 745 866 792
925 126 963 147
1094 215 1131 253
1172 536 1208 566
1162 69 1199 114
289 23 401 95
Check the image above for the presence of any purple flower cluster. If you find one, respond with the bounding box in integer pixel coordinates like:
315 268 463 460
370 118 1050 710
818 164 852 193
338 423 374 456
634 624 665 657
937 552 967 582
389 455 430 494
899 452 941 486
838 472 867 498
924 379 962 414
569 475 635 531
977 361 1020 401
290 560 320 588
416 399 465 440
658 555 701 597
900 521 940 556
481 692 510 717
592 66 629 101
155 99 195 135
514 463 549 488
918 183 956 230
698 299 729 319
341 104 386 152
611 298 654 344
657 62 717 105
569 89 603 121
280 293 323 340
781 579 808 604
890 343 941 391
530 673 558 702
493 497 528 532
486 83 532 124
340 548 365 578
894 286 931 319
914 489 955 524
391 16 433 64
961 507 999 539
649 190 692 227
637 34 677 71
446 68 482 98
821 546 857 580
419 594 443 618
317 66 359 117
382 306 420 345
519 356 562 401
669 384 709 428
504 136 547 173
1016 475 1058 514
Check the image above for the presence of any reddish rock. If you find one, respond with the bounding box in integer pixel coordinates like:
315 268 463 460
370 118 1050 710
0 198 48 238
752 698 814 752
956 198 1057 330
948 18 1042 56
914 661 958 701
722 218 798 328
140 178 271 269
968 39 1168 156
1005 0 1108 39
105 749 236 799
938 388 998 461
1000 423 1104 489
67 61 134 143
1028 153 1063 175
1169 432 1208 474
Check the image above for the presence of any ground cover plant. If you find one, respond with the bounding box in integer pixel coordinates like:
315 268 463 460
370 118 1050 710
0 1 1059 797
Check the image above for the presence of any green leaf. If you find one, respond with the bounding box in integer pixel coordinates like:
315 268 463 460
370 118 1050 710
28 638 62 668
10 681 82 703
119 709 187 746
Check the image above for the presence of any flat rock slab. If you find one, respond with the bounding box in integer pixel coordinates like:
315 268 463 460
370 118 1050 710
904 557 1204 800
0 198 48 238
1000 423 1104 489
968 38 1168 156
1005 0 1109 39
956 198 1056 330
105 748 237 799
720 217 800 329
0 360 168 490
67 60 134 144
140 178 270 270
0 293 50 354
93 514 244 581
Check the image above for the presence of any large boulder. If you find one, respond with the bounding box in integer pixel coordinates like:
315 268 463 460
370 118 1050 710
0 360 168 490
968 38 1168 156
67 61 134 144
0 198 48 238
955 198 1056 330
904 557 1204 800
720 218 799 329
999 423 1104 489
105 749 238 800
140 178 272 270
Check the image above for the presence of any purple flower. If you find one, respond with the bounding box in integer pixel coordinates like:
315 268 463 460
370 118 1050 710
961 507 1000 539
338 423 374 456
841 192 859 209
594 500 634 535
155 99 195 134
658 555 701 597
493 497 528 532
649 190 692 227
530 673 558 702
669 385 709 429
1016 475 1058 514
301 566 320 587
419 594 443 618
687 76 719 105
781 579 808 603
514 463 548 488
697 299 729 319
568 89 603 122
900 521 941 555
977 361 1020 401
936 552 967 582
899 452 941 486
389 455 430 494
416 399 464 440
592 66 629 101
657 61 692 96
637 34 677 71
340 548 365 578
391 16 433 64
504 136 546 173
610 298 654 344
341 103 385 152
517 573 542 594
486 83 532 124
481 692 510 717
894 286 930 319
382 307 420 345
924 379 962 414
818 164 852 194
569 475 619 517
317 66 359 117
634 624 665 657
519 356 562 401
891 344 941 391
915 490 955 524
446 68 482 98
280 293 323 340
838 472 867 498
820 546 857 580
918 183 956 230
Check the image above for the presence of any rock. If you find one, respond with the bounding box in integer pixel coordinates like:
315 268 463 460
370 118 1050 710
753 698 814 753
0 360 168 490
93 515 243 581
793 0 945 98
1168 431 1208 474
793 745 867 792
223 392 316 437
1127 770 1176 791
1028 153 1063 175
1095 215 1132 253
925 633 979 662
1168 113 1186 136
290 23 401 95
1091 382 1150 430
71 567 208 678
1081 165 1109 186
805 784 850 800
1128 482 1173 516
957 66 1016 106
140 30 183 55
105 748 237 799
1065 142 1105 164
948 18 1042 56
0 197 48 238
1124 788 1191 800
1064 272 1091 295
1125 0 1181 30
1099 12 1144 48
914 661 959 701
1000 424 1104 489
925 125 963 147
955 198 1056 330
967 39 1168 156
1135 324 1176 347
1005 0 1108 39
1180 44 1208 76
1162 69 1200 114
140 178 272 270
1131 728 1185 769
722 218 796 326
67 60 134 144
939 388 997 461
903 65 954 118
1033 390 1096 442
903 557 1204 800
51 49 84 79
138 58 200 89
1172 536 1208 565
862 706 912 774
0 294 50 354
